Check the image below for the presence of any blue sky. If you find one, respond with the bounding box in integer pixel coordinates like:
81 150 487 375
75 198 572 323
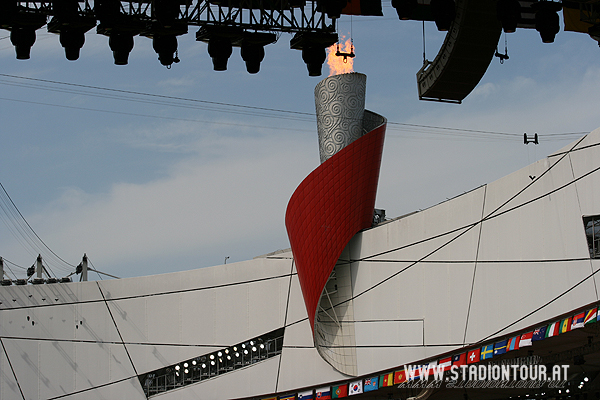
1 3 599 279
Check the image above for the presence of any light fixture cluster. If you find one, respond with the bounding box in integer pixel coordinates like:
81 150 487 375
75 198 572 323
138 327 284 397
0 0 339 74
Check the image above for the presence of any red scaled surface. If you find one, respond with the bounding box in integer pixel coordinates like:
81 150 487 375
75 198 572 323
285 123 386 332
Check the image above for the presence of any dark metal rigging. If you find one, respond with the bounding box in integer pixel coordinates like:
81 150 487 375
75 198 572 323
0 0 338 73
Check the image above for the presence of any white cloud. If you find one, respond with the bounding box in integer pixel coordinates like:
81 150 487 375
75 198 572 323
10 131 316 278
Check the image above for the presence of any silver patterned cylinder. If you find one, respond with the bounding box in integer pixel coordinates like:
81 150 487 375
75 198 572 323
315 72 367 164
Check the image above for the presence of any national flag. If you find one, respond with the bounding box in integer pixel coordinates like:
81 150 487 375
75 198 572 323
519 331 533 347
280 396 296 400
572 313 585 330
560 317 572 334
380 372 394 387
507 336 520 352
494 340 507 355
393 369 406 384
298 391 313 400
348 380 363 396
316 387 331 400
546 321 560 338
364 377 378 392
584 307 598 325
299 391 313 400
263 397 277 400
532 326 547 341
467 348 480 364
452 353 466 366
438 357 452 372
332 384 347 399
481 344 494 360
405 365 421 381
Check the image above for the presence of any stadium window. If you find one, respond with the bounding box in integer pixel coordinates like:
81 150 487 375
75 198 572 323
583 216 600 258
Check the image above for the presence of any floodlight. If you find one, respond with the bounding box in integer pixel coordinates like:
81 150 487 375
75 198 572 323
391 0 417 20
496 0 520 33
11 28 37 60
240 42 265 74
532 1 561 43
153 35 179 66
108 32 135 65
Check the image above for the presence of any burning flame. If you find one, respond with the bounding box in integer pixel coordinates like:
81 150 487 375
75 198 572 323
326 36 355 77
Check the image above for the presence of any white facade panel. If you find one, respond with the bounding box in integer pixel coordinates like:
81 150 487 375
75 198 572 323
163 357 280 400
478 175 588 262
74 301 122 343
276 347 346 393
463 260 598 343
283 319 314 347
0 345 22 400
570 144 600 217
354 320 423 346
350 186 486 264
99 258 292 301
60 377 146 400
281 276 309 329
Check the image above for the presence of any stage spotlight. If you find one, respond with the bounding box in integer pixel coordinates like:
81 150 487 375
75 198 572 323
59 30 86 61
241 42 265 74
391 0 416 20
496 0 521 33
109 32 135 65
290 32 337 77
302 46 327 76
153 35 179 67
319 0 348 19
11 28 37 60
532 1 561 43
208 37 232 71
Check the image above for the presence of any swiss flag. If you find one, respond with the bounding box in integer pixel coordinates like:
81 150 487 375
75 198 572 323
467 348 481 364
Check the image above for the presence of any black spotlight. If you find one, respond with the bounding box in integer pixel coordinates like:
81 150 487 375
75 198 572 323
48 0 96 62
208 37 233 71
153 35 179 66
290 32 337 77
430 0 456 31
319 0 348 19
241 42 265 74
59 29 86 61
302 46 327 77
10 28 36 60
392 0 417 20
109 32 135 65
497 0 521 33
532 1 561 43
